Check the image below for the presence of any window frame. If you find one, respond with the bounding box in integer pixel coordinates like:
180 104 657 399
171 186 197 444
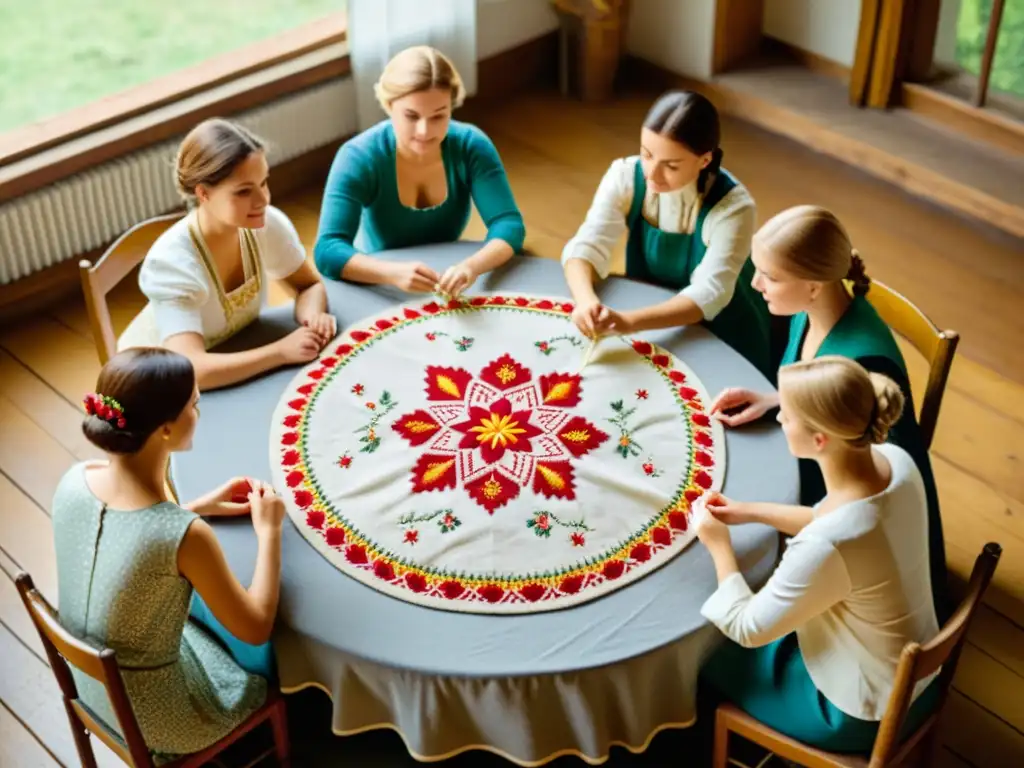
0 14 348 203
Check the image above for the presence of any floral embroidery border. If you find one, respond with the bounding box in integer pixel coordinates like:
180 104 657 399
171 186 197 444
272 294 723 612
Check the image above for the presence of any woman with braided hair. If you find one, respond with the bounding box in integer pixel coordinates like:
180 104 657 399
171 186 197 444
560 90 774 379
709 204 950 621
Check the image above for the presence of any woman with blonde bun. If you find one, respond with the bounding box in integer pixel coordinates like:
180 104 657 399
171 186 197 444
709 205 949 620
696 356 941 752
314 45 525 297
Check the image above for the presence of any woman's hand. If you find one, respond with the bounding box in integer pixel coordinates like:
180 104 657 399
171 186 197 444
273 327 322 365
248 481 286 540
593 308 635 337
300 311 337 347
703 491 752 526
709 388 776 427
571 298 608 339
436 261 478 298
694 495 733 552
387 261 440 293
188 477 258 517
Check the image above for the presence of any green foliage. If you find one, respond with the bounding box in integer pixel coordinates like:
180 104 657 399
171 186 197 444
0 0 345 132
956 0 1024 98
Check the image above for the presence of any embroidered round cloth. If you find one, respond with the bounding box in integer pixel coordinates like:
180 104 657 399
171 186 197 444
269 294 725 614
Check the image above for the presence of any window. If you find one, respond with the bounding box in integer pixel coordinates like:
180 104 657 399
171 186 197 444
0 0 347 167
952 0 1024 99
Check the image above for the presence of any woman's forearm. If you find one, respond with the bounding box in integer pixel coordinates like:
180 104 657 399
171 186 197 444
247 529 282 632
340 253 396 286
465 239 514 276
190 345 284 391
624 295 704 332
707 540 741 583
294 281 328 323
565 259 599 304
738 501 815 536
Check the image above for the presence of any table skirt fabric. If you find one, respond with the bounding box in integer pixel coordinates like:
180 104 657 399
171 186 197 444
274 623 725 766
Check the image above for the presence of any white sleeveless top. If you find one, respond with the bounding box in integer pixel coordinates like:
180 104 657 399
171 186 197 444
118 206 307 351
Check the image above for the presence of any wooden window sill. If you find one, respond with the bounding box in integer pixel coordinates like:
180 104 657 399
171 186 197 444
0 16 349 204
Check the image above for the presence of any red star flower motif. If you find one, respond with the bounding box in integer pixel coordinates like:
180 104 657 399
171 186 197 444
392 355 609 513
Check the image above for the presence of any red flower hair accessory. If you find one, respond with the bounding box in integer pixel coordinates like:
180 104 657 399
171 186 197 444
83 393 127 429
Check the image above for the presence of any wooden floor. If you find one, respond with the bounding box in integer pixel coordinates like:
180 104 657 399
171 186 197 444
1 87 1022 767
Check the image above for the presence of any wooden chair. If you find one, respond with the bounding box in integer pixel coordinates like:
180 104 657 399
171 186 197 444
712 541 1002 768
863 279 959 450
15 571 290 768
79 212 184 365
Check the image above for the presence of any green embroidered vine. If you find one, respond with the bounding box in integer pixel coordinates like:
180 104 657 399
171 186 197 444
355 390 397 453
534 335 585 356
606 399 643 458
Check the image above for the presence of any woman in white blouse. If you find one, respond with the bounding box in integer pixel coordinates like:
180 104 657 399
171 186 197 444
560 90 773 379
118 119 336 390
695 355 941 752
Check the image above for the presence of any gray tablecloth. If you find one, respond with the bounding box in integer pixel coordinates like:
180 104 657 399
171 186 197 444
171 243 798 764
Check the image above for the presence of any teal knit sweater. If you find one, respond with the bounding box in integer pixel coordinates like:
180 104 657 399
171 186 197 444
313 119 526 278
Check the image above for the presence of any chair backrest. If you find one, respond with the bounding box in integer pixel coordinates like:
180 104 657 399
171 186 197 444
15 571 157 768
868 542 1002 767
79 212 185 365
863 278 959 450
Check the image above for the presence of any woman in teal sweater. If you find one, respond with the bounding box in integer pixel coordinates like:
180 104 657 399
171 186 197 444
313 45 525 297
709 205 951 622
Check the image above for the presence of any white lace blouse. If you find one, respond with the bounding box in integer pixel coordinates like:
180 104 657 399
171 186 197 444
118 206 307 351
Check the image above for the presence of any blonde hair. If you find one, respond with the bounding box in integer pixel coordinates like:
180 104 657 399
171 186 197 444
374 45 466 111
175 118 265 206
754 205 871 297
779 356 904 447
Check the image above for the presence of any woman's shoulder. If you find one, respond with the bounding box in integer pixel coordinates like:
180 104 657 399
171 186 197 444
340 120 392 160
841 296 907 369
139 216 209 302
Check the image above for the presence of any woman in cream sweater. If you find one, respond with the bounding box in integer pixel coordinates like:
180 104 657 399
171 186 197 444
696 355 941 752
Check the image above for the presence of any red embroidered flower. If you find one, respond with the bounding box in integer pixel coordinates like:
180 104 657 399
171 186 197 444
692 413 710 427
635 389 648 399
652 526 672 545
695 451 714 467
632 340 653 356
478 584 504 602
281 432 298 446
630 543 652 562
338 454 352 469
308 369 325 380
571 532 586 547
282 450 300 466
514 297 529 307
404 529 419 545
350 330 372 342
405 572 428 592
651 354 670 368
425 332 437 341
669 370 687 383
602 560 625 580
306 509 324 528
336 344 353 355
375 319 393 330
294 490 314 508
559 574 584 594
285 470 304 488
440 580 465 599
321 357 338 368
373 560 395 581
345 544 368 564
668 511 688 531
297 383 315 395
642 462 655 475
694 431 713 448
365 402 376 410
422 301 441 314
678 386 698 401
325 527 345 546
283 414 301 428
351 383 364 395
520 583 546 601
535 300 554 310
451 398 542 463
288 398 307 411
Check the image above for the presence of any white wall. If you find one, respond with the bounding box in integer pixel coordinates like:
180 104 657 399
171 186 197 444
763 0 861 68
626 0 717 79
476 0 559 60
934 0 963 69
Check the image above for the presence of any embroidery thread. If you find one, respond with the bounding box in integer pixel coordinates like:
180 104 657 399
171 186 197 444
527 510 593 545
398 509 462 544
425 331 475 351
606 399 643 458
356 390 397 453
534 335 585 356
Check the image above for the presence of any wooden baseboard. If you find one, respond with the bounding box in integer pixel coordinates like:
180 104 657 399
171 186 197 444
761 36 851 81
0 30 560 321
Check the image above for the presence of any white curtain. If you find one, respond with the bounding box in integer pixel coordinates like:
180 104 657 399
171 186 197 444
348 0 478 132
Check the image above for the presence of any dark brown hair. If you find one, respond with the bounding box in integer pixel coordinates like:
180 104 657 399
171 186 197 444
643 90 723 195
175 118 265 206
83 348 195 454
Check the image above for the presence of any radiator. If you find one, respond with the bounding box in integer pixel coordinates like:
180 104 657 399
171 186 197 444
0 76 356 285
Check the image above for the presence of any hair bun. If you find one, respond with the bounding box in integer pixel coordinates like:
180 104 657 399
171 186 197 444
847 248 872 297
866 372 905 444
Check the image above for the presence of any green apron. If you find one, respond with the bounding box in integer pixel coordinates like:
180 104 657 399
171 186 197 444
625 162 774 381
783 296 951 622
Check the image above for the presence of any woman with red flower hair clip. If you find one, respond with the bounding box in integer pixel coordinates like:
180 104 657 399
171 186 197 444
50 347 285 760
